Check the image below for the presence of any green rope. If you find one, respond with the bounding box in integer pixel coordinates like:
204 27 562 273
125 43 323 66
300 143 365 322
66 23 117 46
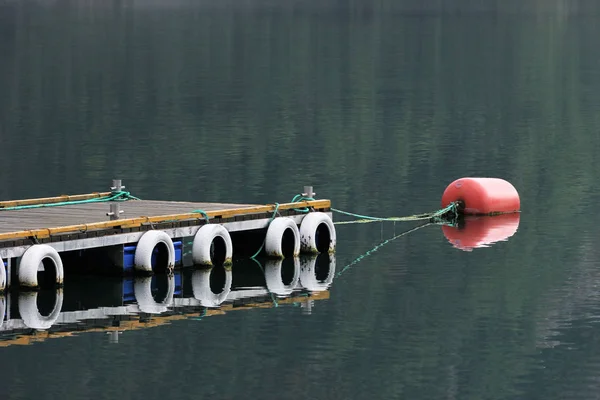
189 307 208 321
335 222 432 278
191 209 210 223
250 257 279 307
290 193 459 226
250 203 280 259
331 202 459 225
0 191 140 211
290 194 314 213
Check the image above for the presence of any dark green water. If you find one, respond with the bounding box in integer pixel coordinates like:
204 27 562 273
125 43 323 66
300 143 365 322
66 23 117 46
2 1 600 399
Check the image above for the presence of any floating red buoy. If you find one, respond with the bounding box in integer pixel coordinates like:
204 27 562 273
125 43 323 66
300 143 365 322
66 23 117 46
441 177 520 215
442 213 520 251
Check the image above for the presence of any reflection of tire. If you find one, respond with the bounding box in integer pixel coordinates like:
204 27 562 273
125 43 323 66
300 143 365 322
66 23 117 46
299 254 337 292
299 212 336 254
265 217 300 259
265 258 300 296
134 275 175 314
0 256 5 292
18 245 64 288
134 231 175 273
192 267 232 307
19 290 64 330
192 224 233 266
0 296 5 329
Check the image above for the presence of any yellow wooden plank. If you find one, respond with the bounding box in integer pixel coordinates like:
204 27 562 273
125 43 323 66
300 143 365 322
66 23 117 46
144 200 332 223
0 192 112 208
0 199 331 241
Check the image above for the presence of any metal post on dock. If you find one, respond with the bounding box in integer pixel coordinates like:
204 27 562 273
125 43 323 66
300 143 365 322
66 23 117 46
111 179 125 193
107 203 123 220
303 186 315 199
107 179 125 220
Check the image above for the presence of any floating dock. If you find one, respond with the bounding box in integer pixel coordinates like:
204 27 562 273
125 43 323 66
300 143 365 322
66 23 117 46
0 181 335 290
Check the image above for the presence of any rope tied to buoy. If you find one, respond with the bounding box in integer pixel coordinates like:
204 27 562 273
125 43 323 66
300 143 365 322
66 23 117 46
331 202 460 225
0 190 141 211
289 193 460 226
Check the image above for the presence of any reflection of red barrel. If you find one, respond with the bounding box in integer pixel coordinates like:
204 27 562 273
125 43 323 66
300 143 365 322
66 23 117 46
441 177 520 215
442 213 520 251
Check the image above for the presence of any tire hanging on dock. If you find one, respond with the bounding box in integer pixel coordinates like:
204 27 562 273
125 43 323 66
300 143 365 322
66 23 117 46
0 256 5 292
0 295 5 329
192 267 232 307
299 254 336 292
134 275 175 314
264 217 301 259
264 258 301 296
192 224 233 267
134 230 176 273
19 290 64 330
18 244 64 288
299 212 336 254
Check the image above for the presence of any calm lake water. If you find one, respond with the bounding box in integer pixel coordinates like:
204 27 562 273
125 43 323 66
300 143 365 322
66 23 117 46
2 1 600 399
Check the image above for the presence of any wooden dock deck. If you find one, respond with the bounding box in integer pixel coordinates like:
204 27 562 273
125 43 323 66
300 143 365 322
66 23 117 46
0 200 257 233
0 182 335 290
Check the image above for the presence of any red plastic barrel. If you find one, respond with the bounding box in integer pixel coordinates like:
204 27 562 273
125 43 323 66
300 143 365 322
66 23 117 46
441 177 520 215
442 213 520 251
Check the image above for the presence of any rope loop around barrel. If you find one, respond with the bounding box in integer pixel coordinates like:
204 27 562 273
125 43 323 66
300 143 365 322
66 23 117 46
290 194 315 213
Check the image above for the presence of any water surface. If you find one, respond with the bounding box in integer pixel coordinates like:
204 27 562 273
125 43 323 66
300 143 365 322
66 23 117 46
1 1 600 399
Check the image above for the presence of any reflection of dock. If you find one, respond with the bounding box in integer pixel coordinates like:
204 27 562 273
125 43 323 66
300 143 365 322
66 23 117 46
0 292 330 348
0 254 336 347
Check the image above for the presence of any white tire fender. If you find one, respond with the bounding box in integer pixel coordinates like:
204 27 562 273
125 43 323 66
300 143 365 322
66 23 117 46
264 217 300 258
192 224 233 266
134 230 175 273
18 244 64 288
0 256 5 292
265 258 300 296
19 290 64 330
299 212 336 254
192 267 232 307
0 295 5 329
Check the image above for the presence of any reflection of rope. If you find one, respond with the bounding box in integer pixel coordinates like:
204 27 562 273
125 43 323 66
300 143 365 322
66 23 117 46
250 258 279 307
336 222 432 277
189 307 208 321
